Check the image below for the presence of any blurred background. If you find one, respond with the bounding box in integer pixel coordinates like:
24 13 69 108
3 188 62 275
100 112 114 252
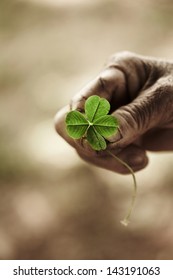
0 0 173 260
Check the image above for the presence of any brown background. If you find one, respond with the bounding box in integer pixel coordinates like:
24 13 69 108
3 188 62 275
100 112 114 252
0 0 173 259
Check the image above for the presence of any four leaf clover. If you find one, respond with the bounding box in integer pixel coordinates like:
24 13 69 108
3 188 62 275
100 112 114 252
65 95 137 226
65 95 119 150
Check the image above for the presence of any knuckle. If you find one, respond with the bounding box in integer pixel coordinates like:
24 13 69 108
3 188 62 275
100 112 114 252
70 94 87 111
107 51 138 72
110 51 137 62
97 74 114 98
153 79 173 124
98 76 107 92
106 51 147 95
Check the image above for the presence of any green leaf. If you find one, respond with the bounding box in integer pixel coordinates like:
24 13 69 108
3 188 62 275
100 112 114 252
86 127 107 151
85 95 110 122
66 111 89 139
94 115 119 138
65 95 119 150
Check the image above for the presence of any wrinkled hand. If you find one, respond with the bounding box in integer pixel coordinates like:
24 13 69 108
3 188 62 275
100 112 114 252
55 51 173 174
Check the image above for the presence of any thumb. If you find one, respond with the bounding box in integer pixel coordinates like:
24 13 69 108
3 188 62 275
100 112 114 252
107 85 168 148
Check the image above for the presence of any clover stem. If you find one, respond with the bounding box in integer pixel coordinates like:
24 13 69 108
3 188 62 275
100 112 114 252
107 150 137 227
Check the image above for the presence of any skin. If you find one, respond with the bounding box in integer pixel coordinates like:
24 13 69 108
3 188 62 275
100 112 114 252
55 51 173 174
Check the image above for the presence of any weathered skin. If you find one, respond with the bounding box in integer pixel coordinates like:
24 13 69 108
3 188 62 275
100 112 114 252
55 52 173 174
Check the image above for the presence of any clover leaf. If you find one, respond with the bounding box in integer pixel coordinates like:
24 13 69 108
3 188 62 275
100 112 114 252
66 95 119 150
85 95 110 122
65 111 89 139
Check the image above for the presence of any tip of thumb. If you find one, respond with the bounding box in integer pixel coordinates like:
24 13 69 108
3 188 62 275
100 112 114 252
106 130 122 143
107 110 139 147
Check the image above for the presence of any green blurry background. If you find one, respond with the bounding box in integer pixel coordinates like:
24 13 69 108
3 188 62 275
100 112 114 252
0 0 173 259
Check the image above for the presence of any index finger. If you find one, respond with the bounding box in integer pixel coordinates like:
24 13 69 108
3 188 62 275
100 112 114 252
70 67 126 111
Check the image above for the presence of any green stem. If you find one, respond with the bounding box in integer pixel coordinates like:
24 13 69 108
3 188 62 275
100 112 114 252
107 150 137 226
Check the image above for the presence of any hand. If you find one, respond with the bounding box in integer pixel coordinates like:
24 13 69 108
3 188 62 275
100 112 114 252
55 51 173 174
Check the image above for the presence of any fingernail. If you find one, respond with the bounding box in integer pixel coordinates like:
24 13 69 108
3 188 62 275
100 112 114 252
76 138 96 155
107 131 121 143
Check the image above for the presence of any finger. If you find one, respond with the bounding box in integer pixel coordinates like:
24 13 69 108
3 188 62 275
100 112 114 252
143 128 173 151
107 81 173 149
54 105 76 147
54 106 99 156
77 144 148 174
70 67 126 111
